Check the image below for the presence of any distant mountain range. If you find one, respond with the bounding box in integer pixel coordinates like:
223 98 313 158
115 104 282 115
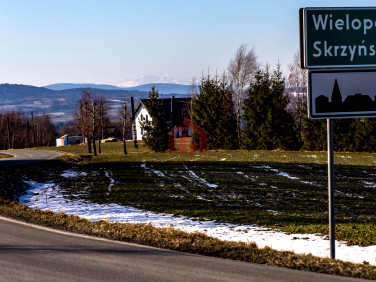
0 82 299 126
0 83 191 124
44 83 196 95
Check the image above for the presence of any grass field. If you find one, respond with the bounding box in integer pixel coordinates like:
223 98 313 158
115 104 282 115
27 141 376 246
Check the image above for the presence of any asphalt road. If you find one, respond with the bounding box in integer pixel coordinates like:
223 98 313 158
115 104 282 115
0 218 363 282
0 150 364 281
0 150 62 167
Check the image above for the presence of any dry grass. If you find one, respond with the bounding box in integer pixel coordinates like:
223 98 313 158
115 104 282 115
41 141 376 166
0 153 12 159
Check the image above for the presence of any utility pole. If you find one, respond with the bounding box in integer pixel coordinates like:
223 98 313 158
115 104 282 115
131 97 138 149
98 100 103 154
85 101 92 154
122 101 127 154
92 99 97 156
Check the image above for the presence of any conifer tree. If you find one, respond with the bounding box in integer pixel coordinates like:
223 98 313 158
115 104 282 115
333 119 355 152
190 74 237 150
301 117 327 151
140 86 170 152
241 68 270 149
241 65 297 150
270 64 297 149
353 118 376 152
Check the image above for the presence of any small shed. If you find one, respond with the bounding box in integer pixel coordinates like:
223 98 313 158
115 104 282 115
56 135 83 147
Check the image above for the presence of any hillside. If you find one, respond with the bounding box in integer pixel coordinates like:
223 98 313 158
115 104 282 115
44 83 122 91
0 84 188 123
0 83 56 100
123 83 195 94
44 82 196 95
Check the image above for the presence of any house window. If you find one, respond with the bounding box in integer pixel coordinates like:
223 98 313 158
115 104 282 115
146 115 149 122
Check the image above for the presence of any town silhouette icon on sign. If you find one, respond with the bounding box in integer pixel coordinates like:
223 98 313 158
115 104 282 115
315 79 376 113
308 69 376 119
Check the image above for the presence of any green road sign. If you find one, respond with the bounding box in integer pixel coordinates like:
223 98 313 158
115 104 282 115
300 7 376 68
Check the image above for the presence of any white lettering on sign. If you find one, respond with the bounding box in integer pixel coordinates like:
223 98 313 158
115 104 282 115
312 14 376 35
312 41 376 61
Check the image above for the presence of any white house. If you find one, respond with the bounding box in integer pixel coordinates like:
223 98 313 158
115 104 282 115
133 97 191 141
134 102 151 140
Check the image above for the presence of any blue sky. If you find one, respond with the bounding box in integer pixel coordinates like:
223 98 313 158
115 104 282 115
1 0 376 87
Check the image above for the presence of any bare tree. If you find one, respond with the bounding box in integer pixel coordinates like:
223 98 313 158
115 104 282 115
287 51 308 146
0 111 56 149
31 112 36 147
74 91 110 155
122 101 127 155
91 99 97 156
227 43 258 143
6 116 11 149
33 113 56 146
74 91 93 154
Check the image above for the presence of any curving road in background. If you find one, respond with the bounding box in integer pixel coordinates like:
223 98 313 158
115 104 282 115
0 150 361 281
0 150 62 167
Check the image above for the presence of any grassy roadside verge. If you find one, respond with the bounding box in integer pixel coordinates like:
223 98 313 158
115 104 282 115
0 153 12 159
0 199 375 279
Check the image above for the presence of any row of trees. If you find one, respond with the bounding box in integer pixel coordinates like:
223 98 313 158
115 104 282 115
188 65 298 151
71 91 135 155
141 44 376 153
0 111 56 150
73 91 109 155
0 91 132 154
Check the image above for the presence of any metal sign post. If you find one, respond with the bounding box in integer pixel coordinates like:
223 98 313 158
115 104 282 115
327 119 335 259
301 5 376 260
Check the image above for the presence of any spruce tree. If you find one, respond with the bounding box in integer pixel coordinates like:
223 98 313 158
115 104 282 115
140 86 170 152
241 69 271 149
333 119 355 152
301 117 327 151
270 64 297 149
242 65 297 150
352 118 376 152
191 74 237 150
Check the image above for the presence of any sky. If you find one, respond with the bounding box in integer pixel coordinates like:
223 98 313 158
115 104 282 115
1 0 376 87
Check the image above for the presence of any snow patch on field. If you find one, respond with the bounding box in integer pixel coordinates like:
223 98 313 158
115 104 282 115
183 164 218 188
141 163 165 177
61 169 87 178
252 165 316 186
19 178 376 266
105 170 115 194
362 180 376 188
